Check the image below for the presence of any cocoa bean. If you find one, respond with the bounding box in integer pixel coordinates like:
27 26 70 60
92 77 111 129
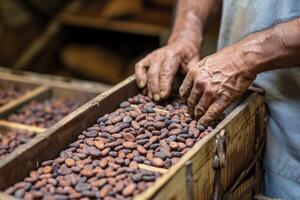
123 142 136 149
151 158 164 167
122 183 136 197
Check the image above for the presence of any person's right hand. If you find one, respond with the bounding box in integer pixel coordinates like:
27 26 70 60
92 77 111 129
135 40 200 101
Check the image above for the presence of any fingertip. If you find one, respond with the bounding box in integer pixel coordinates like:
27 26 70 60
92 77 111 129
198 116 210 126
160 90 169 100
153 94 160 101
137 80 146 88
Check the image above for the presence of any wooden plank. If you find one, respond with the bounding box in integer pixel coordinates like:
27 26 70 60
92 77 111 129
0 121 46 133
59 14 168 37
0 67 110 94
138 164 168 174
0 76 137 189
0 86 50 118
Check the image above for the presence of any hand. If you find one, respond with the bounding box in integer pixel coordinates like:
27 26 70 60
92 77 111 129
135 40 200 101
179 44 257 125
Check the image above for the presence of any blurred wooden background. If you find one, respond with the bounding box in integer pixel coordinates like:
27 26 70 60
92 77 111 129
0 0 220 84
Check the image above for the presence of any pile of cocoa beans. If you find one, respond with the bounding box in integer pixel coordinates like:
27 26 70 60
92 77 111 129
7 97 81 128
0 131 36 159
0 84 30 107
5 94 213 199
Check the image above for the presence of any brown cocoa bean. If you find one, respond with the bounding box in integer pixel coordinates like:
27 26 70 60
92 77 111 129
151 158 164 167
129 161 138 170
137 145 147 155
80 167 94 177
169 128 182 135
123 142 136 149
153 121 165 129
169 141 179 150
123 133 135 141
42 166 52 174
122 183 136 197
149 136 158 144
65 158 75 167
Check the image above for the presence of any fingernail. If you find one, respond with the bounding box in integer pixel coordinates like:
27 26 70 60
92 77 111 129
138 80 146 87
179 87 184 96
160 91 166 98
154 94 160 101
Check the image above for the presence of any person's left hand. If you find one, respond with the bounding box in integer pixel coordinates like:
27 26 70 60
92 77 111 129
179 44 257 125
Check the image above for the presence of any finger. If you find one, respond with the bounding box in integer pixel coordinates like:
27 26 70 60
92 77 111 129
159 57 180 99
194 90 214 120
147 60 164 101
187 83 203 116
135 57 150 88
179 68 196 103
198 98 231 126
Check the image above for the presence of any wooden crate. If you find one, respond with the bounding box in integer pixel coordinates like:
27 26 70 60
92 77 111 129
0 76 265 200
0 68 109 165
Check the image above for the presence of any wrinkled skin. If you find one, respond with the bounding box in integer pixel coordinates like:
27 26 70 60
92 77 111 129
179 45 256 125
135 41 200 101
135 0 300 126
135 0 219 101
180 17 300 125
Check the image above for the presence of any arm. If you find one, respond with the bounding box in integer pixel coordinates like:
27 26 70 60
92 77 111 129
179 17 300 125
239 17 300 74
135 0 219 101
168 0 219 49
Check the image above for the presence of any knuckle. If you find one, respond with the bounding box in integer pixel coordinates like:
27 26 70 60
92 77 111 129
205 89 214 97
194 79 204 89
190 67 198 74
195 105 205 117
179 86 185 96
187 98 195 107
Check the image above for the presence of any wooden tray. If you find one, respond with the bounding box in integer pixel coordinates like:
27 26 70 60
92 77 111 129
0 76 266 200
0 121 45 161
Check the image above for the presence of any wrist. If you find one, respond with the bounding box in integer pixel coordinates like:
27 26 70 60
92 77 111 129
236 30 279 75
237 19 300 74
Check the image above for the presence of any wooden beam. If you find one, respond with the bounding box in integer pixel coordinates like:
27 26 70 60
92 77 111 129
0 120 46 133
138 164 168 174
59 14 168 37
0 86 50 118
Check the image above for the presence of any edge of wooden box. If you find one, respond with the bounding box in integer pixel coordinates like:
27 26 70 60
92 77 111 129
0 75 264 200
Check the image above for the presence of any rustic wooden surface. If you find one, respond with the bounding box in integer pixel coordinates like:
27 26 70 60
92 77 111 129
0 75 265 200
0 121 46 134
0 76 136 190
0 86 50 118
0 67 110 94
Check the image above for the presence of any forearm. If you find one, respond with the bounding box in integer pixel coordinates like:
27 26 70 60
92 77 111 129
168 0 219 48
238 17 300 74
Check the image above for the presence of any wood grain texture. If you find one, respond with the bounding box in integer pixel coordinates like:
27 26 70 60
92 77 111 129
0 86 50 118
0 76 136 190
138 164 168 174
0 121 46 133
0 67 110 94
0 75 265 200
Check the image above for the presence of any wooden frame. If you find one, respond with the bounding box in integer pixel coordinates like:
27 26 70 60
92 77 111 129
0 75 265 200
